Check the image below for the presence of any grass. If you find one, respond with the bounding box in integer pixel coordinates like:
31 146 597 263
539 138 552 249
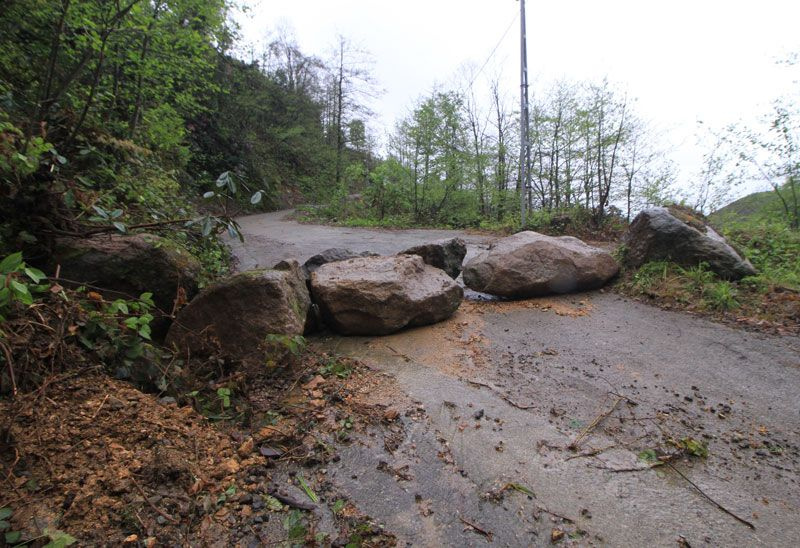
620 220 800 331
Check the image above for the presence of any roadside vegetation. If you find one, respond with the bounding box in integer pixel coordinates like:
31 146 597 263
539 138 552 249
618 213 800 333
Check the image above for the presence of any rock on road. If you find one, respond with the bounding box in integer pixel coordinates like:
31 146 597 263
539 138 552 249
230 210 800 547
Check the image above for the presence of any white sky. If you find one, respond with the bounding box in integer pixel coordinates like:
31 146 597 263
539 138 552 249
235 0 800 198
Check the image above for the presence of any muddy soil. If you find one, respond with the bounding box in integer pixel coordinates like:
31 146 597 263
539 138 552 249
231 210 800 547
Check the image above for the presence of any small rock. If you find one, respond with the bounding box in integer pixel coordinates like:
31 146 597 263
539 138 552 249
144 538 157 548
241 505 253 517
302 375 326 391
383 409 400 422
551 528 565 543
218 458 240 477
473 409 485 420
237 493 253 504
156 516 167 525
158 396 177 405
238 438 254 457
123 535 138 544
252 499 264 511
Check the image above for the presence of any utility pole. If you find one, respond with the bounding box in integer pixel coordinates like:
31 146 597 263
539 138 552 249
519 0 531 227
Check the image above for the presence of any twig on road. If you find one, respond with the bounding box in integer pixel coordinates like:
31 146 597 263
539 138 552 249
568 396 623 451
666 462 755 530
458 514 493 541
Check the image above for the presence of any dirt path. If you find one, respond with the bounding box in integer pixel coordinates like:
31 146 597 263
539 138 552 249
231 210 800 547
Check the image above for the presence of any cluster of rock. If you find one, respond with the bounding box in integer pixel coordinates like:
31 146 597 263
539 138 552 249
53 205 752 365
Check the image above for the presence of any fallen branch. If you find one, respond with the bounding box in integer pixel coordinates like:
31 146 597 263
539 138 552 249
536 504 575 523
0 340 17 397
131 476 179 524
666 462 755 530
458 515 493 541
464 377 535 410
565 444 617 461
568 396 623 451
89 394 109 421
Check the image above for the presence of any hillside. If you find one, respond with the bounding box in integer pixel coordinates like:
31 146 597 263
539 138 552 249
710 188 786 227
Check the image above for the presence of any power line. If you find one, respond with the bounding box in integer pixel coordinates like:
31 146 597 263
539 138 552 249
468 9 519 89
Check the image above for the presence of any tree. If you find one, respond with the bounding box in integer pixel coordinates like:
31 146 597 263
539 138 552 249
324 36 378 188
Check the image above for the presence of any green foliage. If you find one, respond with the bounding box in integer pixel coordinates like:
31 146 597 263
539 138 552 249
630 260 671 293
0 506 22 546
672 437 709 458
724 224 800 290
705 280 739 311
263 334 307 368
42 528 78 548
682 262 715 296
318 357 353 379
296 474 319 503
77 291 157 379
217 387 231 409
0 117 56 182
637 449 659 463
0 252 50 321
283 509 308 544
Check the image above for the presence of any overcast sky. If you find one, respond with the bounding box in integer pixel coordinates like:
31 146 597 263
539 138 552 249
235 0 800 197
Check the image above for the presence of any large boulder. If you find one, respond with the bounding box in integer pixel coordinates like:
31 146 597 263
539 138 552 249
53 233 201 336
463 231 619 298
301 248 378 279
400 237 467 279
310 255 463 335
622 207 756 280
165 260 310 364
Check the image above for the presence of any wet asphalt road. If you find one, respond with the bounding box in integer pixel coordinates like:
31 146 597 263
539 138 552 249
231 210 800 547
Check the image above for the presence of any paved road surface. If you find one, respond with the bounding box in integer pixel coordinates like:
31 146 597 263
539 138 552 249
231 210 800 547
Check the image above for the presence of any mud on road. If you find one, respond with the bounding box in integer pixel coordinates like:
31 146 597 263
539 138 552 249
231 210 800 547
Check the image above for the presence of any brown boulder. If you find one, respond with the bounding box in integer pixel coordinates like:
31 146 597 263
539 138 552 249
310 255 463 335
463 231 619 298
166 260 310 363
53 233 201 337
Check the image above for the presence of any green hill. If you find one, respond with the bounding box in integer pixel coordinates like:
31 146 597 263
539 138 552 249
710 188 786 227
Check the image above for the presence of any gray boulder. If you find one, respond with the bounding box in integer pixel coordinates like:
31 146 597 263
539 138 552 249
622 207 756 280
165 260 310 363
310 255 463 335
463 231 619 298
400 237 467 279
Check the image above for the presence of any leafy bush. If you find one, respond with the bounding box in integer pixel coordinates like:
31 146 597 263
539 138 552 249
0 252 49 321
